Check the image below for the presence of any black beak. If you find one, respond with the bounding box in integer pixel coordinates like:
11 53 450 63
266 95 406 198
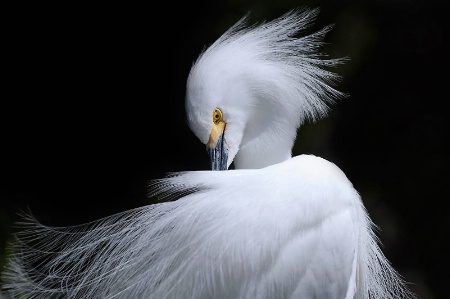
207 132 228 171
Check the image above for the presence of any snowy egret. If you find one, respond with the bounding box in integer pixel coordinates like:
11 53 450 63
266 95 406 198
1 8 414 299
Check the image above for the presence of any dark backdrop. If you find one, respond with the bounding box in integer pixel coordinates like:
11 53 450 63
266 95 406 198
1 1 448 298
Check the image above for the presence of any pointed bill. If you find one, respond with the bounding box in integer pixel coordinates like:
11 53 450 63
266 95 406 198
206 121 228 170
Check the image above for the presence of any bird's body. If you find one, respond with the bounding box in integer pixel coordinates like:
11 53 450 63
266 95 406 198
1 8 414 299
152 155 360 299
3 156 361 298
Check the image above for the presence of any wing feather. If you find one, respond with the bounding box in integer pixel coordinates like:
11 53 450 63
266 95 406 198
2 155 367 299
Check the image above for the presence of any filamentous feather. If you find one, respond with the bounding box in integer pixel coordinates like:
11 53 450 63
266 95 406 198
196 8 346 125
1 8 414 299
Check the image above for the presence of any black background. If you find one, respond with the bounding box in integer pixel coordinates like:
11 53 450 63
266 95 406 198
1 1 448 298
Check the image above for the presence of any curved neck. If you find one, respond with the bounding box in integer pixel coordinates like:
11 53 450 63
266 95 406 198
233 141 292 169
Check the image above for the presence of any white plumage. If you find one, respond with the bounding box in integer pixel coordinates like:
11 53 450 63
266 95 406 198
1 8 414 299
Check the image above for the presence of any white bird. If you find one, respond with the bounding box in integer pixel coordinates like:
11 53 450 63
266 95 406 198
1 8 414 299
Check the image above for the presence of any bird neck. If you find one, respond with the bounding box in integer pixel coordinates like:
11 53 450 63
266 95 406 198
233 141 292 169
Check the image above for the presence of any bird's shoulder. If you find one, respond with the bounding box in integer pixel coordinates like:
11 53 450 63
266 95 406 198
163 154 357 207
265 154 353 189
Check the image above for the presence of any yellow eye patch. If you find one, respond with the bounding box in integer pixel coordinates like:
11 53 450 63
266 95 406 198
212 108 223 124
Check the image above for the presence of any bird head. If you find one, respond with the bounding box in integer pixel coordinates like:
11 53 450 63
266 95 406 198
185 8 346 170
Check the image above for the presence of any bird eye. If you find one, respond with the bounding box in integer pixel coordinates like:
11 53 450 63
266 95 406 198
212 108 223 124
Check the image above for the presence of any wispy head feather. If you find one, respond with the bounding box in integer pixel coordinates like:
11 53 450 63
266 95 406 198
188 7 347 129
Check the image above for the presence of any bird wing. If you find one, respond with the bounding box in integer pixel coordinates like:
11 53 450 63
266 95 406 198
2 155 359 299
150 154 360 299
